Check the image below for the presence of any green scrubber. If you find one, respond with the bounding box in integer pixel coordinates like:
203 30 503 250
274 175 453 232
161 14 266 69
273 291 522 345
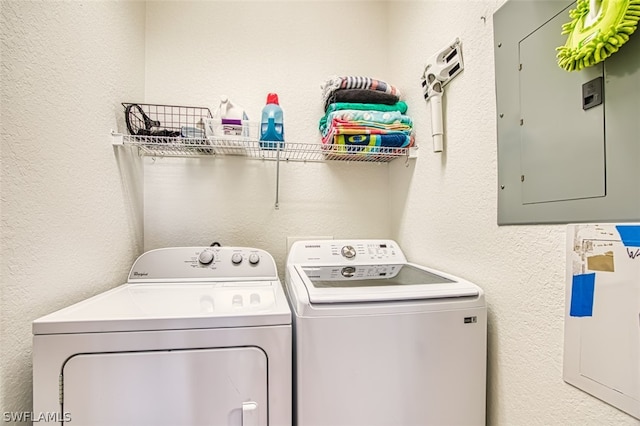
557 0 640 71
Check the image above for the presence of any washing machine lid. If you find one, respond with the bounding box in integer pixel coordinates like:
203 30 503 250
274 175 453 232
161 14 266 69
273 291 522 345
294 263 479 303
33 281 291 335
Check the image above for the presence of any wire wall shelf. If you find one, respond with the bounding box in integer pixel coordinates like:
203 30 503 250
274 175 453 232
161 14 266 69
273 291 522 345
115 102 417 209
112 133 415 164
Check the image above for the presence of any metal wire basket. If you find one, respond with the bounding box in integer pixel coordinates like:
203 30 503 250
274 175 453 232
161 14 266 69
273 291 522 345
122 103 213 138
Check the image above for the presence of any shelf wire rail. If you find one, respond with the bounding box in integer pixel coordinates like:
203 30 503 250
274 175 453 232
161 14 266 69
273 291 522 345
116 134 411 163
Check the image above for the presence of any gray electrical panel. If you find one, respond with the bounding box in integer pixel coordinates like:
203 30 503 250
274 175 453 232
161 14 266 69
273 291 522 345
494 1 640 225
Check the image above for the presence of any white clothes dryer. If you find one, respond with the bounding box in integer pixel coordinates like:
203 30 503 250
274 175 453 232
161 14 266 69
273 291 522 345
285 239 487 426
33 246 291 426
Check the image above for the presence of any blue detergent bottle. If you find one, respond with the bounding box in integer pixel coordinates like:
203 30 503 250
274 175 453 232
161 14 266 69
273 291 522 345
259 93 284 149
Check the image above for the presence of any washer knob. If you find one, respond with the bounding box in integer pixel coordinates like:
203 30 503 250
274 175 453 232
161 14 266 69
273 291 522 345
198 250 214 265
248 253 260 265
231 253 243 265
341 245 356 259
341 266 356 278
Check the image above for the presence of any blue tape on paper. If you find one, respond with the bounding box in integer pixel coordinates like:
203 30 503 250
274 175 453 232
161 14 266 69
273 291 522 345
615 225 640 247
570 273 595 317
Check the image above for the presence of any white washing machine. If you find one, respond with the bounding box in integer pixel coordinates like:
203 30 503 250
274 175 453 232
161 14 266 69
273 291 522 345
33 246 291 426
285 239 487 426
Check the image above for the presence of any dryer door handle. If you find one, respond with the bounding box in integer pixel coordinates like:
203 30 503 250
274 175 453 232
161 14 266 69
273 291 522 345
242 401 259 426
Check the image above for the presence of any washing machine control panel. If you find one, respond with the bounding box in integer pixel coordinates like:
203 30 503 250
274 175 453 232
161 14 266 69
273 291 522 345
289 239 407 264
128 247 277 282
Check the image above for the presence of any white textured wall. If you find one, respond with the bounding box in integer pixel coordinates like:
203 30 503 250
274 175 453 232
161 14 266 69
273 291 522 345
142 1 396 272
2 0 638 424
0 0 145 416
388 1 639 425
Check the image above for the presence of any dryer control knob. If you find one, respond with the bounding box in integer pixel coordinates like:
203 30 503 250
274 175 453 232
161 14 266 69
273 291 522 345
231 253 243 265
248 253 260 265
341 245 356 259
198 250 214 265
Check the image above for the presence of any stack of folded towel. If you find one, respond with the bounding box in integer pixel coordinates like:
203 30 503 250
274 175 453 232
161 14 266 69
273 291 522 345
319 76 414 151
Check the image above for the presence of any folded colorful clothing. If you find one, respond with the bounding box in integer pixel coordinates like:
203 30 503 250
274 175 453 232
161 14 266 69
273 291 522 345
321 76 402 106
319 109 413 135
322 127 413 145
324 89 400 111
332 133 412 149
323 127 413 147
325 100 408 115
324 122 412 137
321 122 413 142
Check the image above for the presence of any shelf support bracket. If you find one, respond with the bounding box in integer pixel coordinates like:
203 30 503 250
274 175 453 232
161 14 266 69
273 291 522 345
275 143 281 209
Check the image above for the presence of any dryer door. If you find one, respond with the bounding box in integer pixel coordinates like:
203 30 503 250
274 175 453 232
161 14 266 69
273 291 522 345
61 347 267 426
